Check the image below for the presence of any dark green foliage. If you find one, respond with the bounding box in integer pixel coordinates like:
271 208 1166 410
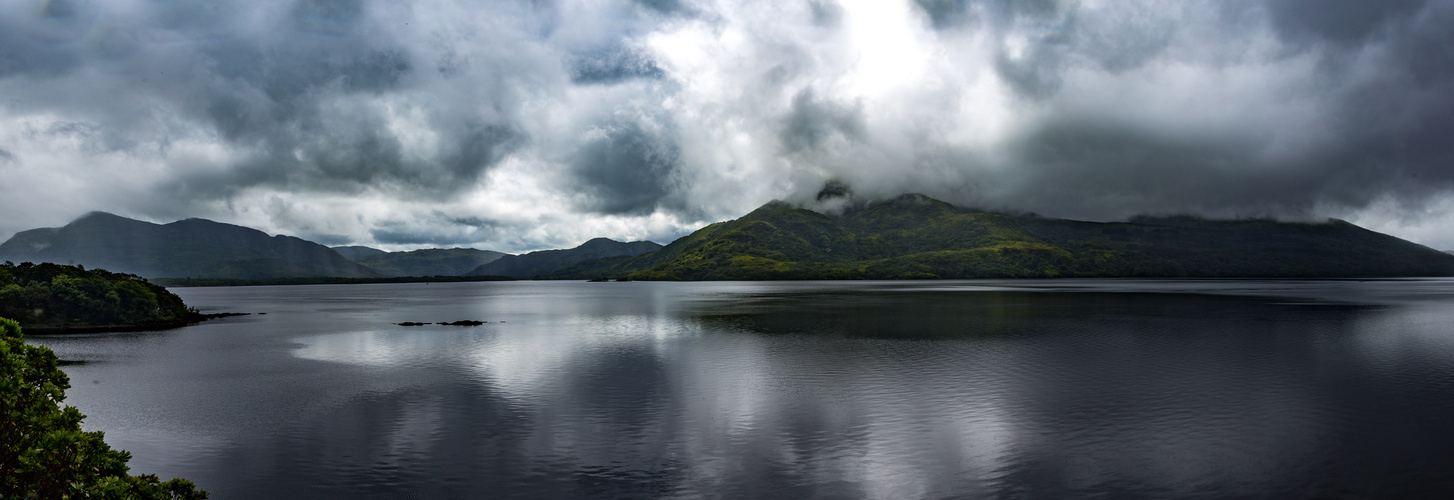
0 262 195 327
356 248 509 277
0 317 207 499
554 194 1454 280
466 238 662 278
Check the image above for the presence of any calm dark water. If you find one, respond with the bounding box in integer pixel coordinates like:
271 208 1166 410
29 279 1454 499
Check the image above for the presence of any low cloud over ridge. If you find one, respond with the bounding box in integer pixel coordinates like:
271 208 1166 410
1 0 1452 251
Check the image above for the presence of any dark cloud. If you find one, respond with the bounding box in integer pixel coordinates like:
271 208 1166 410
634 0 685 15
928 0 1454 222
368 214 501 247
992 48 1065 100
369 229 463 246
808 1 844 28
25 120 138 155
442 123 528 180
913 0 1060 31
569 121 681 216
779 88 864 153
996 119 1307 218
910 1 1078 99
911 0 1185 100
857 0 1454 229
913 0 974 30
1265 0 1429 45
2 0 1454 250
163 118 524 202
90 2 533 203
449 215 502 230
569 46 665 85
291 0 367 36
0 2 93 77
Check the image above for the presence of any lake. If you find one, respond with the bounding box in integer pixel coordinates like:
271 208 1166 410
29 279 1454 498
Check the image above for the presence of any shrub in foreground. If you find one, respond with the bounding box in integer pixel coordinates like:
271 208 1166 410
0 317 206 499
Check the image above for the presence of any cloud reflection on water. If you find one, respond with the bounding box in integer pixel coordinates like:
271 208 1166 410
283 293 1033 497
69 279 1454 498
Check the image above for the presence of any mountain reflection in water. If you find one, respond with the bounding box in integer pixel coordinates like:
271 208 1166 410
31 280 1454 498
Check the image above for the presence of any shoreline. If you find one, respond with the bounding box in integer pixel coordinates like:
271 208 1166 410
23 312 251 335
153 275 516 287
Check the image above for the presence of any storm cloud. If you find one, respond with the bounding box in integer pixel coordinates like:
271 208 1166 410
1 0 1452 251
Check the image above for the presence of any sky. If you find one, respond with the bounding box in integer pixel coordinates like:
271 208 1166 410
1 0 1453 253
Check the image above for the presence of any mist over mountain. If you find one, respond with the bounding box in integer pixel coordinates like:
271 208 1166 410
0 212 379 279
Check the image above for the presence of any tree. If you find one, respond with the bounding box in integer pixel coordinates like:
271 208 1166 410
0 317 206 499
0 262 197 328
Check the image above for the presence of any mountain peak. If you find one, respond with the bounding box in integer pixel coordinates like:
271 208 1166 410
61 212 160 233
576 237 622 250
76 210 121 220
68 211 142 225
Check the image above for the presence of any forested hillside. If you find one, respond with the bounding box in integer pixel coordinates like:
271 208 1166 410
0 262 197 327
554 195 1454 280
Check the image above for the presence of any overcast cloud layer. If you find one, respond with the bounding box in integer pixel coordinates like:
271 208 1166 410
2 0 1452 252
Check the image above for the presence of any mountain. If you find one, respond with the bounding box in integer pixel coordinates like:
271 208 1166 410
332 245 387 260
553 194 1454 280
0 212 380 279
355 248 509 277
466 238 662 278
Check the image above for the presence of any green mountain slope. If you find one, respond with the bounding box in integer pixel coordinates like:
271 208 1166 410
0 212 381 279
356 248 509 277
332 245 387 260
466 238 662 278
554 194 1454 280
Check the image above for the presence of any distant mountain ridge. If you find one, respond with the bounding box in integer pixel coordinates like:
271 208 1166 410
355 248 509 277
9 200 1449 282
0 212 379 279
332 246 387 260
467 238 662 278
554 194 1454 280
